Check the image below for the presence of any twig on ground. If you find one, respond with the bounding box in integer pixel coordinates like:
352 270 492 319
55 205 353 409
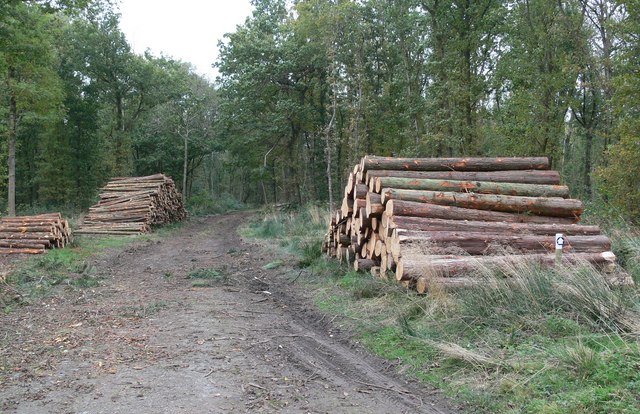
354 380 412 396
290 270 305 284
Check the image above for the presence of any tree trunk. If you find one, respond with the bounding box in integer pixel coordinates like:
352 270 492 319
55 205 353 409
382 190 583 218
416 276 477 293
7 66 17 217
390 231 611 257
385 216 601 237
385 200 577 224
354 258 376 272
360 156 549 172
374 177 569 198
182 127 188 204
365 192 384 217
365 169 561 186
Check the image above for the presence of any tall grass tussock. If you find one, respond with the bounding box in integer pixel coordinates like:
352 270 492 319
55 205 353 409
245 205 640 413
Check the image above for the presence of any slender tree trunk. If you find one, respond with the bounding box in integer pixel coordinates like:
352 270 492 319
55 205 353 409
584 127 593 197
7 67 17 217
182 126 189 204
325 45 338 213
114 92 128 175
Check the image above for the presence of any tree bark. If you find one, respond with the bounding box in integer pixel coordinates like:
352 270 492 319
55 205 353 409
354 258 376 272
361 156 549 172
374 177 569 198
365 192 384 217
390 231 611 257
182 126 188 204
385 200 577 224
7 66 18 217
386 216 601 236
365 169 561 186
416 276 477 293
382 190 583 218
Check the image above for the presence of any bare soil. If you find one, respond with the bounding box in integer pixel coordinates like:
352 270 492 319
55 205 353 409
0 212 456 413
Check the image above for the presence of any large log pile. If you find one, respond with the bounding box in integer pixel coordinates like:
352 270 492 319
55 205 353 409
0 213 71 254
77 174 187 235
323 156 631 292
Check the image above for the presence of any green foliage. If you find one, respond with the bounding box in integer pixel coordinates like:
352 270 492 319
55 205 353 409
188 267 228 287
187 193 246 216
250 206 640 413
1 234 140 309
597 133 640 221
317 263 640 413
242 204 328 262
263 260 284 270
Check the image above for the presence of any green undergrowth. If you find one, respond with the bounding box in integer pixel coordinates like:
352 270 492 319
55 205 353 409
582 201 640 284
246 206 640 413
241 204 327 266
187 192 248 216
188 267 229 287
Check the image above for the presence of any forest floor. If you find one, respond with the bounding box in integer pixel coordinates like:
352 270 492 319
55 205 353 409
0 212 455 414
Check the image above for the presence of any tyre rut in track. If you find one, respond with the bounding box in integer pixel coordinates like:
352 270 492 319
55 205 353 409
0 212 456 414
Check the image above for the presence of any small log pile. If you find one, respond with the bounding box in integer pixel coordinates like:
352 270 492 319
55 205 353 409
323 156 632 292
0 213 71 254
77 174 187 235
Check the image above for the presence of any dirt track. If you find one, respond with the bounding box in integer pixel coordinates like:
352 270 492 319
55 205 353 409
0 212 455 413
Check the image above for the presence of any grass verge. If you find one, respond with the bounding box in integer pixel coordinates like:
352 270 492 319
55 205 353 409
245 206 640 414
1 229 177 311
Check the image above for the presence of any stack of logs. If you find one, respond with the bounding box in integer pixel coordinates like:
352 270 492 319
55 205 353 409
323 156 631 292
0 213 71 254
77 174 187 235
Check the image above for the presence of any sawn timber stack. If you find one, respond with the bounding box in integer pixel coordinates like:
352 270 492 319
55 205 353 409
0 213 71 254
323 156 632 292
77 174 187 235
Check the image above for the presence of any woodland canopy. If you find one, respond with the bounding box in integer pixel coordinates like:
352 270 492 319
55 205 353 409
1 0 639 221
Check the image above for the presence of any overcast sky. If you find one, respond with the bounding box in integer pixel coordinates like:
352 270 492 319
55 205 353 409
117 0 254 81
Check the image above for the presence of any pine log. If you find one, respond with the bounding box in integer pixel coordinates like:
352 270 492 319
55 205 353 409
345 173 355 197
366 170 561 186
0 232 57 242
0 247 46 254
341 197 354 217
416 276 477 293
380 254 388 279
382 189 583 218
354 184 368 199
391 231 611 257
354 258 376 272
365 193 384 217
79 174 186 235
361 156 549 172
396 252 617 280
0 240 49 249
0 225 62 233
387 217 601 237
385 200 577 224
375 177 570 198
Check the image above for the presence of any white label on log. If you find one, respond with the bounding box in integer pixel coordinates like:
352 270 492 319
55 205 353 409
555 233 565 250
